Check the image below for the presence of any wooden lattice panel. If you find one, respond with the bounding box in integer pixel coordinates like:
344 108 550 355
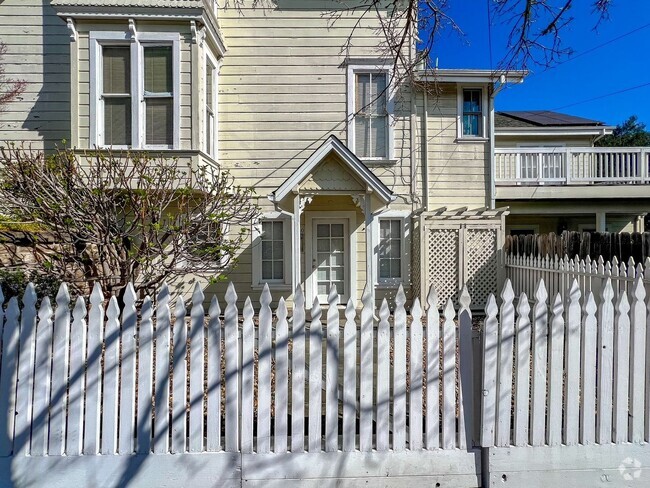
466 228 497 307
426 228 459 305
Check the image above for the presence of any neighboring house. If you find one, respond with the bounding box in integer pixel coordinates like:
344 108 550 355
495 110 650 235
0 0 528 308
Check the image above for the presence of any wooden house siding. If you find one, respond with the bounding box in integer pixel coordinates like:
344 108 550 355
0 0 71 150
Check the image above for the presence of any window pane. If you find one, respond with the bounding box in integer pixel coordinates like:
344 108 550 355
261 241 272 259
380 220 390 238
463 89 480 112
273 261 283 280
273 221 283 240
355 116 369 158
103 46 130 94
262 261 273 280
391 220 400 237
370 73 387 114
206 63 214 111
104 97 131 146
144 46 173 93
355 73 370 112
146 98 173 145
317 224 329 238
273 241 284 259
262 222 271 237
379 260 390 279
390 259 401 278
331 224 344 237
463 114 480 136
371 115 387 158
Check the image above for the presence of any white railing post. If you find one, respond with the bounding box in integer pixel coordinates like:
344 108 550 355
565 147 572 184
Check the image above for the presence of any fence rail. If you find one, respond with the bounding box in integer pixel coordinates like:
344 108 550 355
495 146 650 185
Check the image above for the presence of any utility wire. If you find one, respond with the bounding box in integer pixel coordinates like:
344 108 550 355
532 21 650 78
552 81 650 110
486 0 494 71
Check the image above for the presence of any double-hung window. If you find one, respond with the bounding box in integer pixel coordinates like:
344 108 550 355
347 65 393 161
143 46 173 146
91 31 180 149
457 86 487 139
378 219 402 279
375 212 409 285
205 56 217 156
252 214 292 287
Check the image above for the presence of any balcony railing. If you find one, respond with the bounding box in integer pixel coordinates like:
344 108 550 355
495 147 650 185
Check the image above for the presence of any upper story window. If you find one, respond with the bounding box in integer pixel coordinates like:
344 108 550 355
143 46 173 146
462 89 482 136
457 86 487 140
204 55 217 157
102 46 132 146
347 65 394 161
90 31 180 149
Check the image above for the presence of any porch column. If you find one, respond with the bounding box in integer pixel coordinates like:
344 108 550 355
363 194 375 307
596 211 607 232
292 193 301 295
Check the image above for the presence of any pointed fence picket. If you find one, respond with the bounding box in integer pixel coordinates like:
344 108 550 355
0 276 647 486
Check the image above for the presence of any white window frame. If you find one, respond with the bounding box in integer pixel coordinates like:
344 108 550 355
373 210 410 287
90 30 181 150
347 63 395 162
204 48 219 157
252 212 292 289
457 85 488 140
507 224 540 236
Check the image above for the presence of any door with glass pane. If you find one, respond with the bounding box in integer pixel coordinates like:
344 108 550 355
312 219 349 303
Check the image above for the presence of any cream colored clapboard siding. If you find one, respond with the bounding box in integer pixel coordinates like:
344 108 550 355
0 0 70 150
422 85 489 208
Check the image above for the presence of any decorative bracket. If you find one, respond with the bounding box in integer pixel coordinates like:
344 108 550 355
299 196 313 212
66 18 77 42
190 20 207 46
352 194 366 209
128 18 137 40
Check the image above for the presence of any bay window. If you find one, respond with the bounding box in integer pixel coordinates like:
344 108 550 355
90 31 180 149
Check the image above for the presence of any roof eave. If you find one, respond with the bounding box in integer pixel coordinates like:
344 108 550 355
496 126 615 137
415 69 527 84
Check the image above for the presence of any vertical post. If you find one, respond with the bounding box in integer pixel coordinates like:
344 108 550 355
293 192 302 296
363 193 375 306
596 212 607 232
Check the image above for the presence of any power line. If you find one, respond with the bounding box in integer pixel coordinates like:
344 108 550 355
532 21 650 78
552 81 650 111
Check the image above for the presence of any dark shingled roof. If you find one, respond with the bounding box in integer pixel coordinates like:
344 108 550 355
495 110 606 128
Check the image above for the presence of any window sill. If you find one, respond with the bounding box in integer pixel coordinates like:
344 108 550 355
361 158 398 166
455 137 489 144
251 283 292 291
376 281 411 290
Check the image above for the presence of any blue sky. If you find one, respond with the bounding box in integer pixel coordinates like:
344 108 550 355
427 1 650 127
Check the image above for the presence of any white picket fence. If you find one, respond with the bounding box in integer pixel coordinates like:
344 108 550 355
504 253 650 306
481 276 650 485
0 277 649 487
0 281 480 487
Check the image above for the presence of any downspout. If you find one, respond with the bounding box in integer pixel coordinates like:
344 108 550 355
423 87 429 212
488 86 496 209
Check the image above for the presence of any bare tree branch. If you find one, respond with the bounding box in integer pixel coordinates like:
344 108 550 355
0 146 260 299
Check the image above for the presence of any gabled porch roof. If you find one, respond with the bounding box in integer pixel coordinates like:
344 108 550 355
269 135 395 208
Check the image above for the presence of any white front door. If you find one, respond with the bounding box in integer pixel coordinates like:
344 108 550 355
311 219 349 303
